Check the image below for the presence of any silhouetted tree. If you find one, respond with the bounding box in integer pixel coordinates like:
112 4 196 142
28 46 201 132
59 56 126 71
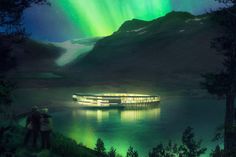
0 1 49 156
95 138 106 157
149 127 206 157
0 0 49 33
0 0 49 114
0 79 15 121
201 0 236 153
0 0 50 75
211 145 224 157
149 142 177 157
126 146 138 157
108 147 116 157
179 127 207 157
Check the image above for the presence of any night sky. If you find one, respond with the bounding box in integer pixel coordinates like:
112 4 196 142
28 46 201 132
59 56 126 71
23 0 223 42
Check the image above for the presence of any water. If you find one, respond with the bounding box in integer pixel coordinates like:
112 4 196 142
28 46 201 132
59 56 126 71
52 97 224 157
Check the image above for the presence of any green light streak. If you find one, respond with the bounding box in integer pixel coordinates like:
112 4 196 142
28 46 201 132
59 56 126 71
55 0 172 37
64 109 161 156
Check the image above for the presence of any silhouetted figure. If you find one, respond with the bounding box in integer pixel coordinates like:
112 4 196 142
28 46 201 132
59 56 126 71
235 108 236 122
40 108 52 149
24 106 41 147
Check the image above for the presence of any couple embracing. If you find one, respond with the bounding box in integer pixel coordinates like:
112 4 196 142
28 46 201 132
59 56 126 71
24 106 52 149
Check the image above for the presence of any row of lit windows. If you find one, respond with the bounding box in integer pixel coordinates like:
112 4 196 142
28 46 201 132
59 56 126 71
78 101 110 106
73 94 160 107
121 97 160 103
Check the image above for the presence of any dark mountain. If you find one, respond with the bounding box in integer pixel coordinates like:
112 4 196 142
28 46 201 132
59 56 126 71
15 40 64 72
8 39 65 83
8 11 223 95
72 11 223 94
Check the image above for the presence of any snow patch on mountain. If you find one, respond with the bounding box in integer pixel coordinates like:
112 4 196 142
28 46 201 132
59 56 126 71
50 37 100 66
126 27 147 33
185 17 208 23
138 31 147 35
133 27 146 32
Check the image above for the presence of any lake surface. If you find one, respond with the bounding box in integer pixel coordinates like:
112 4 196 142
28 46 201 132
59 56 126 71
52 97 224 157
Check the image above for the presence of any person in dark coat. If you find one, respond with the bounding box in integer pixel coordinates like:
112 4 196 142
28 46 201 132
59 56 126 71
24 106 41 147
40 108 52 149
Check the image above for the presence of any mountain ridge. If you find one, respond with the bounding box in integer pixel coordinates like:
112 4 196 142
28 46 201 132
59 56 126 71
11 11 223 94
69 11 222 93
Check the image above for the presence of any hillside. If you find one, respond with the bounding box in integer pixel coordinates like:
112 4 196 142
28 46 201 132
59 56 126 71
1 124 98 157
9 38 98 87
9 11 224 95
14 40 64 72
72 11 223 94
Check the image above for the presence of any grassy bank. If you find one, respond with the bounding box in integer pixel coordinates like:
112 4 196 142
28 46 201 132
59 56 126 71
1 124 97 157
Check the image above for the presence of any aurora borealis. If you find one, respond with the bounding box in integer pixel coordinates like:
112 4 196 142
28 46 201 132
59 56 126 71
24 0 222 41
55 0 172 37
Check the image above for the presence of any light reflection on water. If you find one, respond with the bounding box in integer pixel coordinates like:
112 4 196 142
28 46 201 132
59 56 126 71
14 88 225 157
52 98 224 157
71 107 161 123
54 106 161 156
120 108 161 122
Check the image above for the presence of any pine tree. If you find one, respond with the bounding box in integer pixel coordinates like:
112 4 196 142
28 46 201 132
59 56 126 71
0 0 49 76
148 127 206 157
180 127 207 157
126 146 138 157
0 1 49 156
211 145 224 157
201 0 236 153
0 0 49 116
108 147 116 157
95 138 106 156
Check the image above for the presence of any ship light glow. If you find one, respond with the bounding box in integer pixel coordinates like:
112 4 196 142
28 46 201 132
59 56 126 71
72 93 160 107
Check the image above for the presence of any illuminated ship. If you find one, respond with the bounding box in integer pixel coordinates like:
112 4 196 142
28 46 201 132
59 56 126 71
72 93 160 108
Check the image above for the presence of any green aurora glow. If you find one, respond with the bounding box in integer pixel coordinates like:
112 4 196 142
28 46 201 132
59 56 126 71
55 0 172 37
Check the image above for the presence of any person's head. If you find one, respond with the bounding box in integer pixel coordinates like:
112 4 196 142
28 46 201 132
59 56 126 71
41 108 48 114
32 105 38 112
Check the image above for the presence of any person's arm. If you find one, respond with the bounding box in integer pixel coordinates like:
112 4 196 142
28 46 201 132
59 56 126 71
49 118 53 131
25 116 30 128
